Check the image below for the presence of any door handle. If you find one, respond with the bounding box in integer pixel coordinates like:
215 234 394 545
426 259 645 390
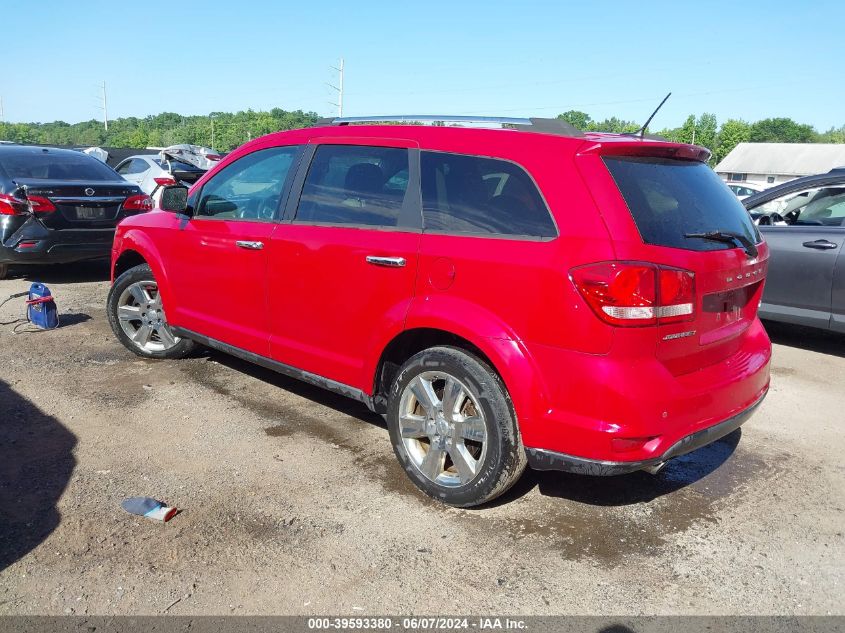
802 239 838 250
366 255 406 268
236 240 264 250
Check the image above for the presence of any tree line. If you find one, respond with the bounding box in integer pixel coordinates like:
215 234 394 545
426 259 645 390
0 109 319 153
1 107 843 165
557 110 845 164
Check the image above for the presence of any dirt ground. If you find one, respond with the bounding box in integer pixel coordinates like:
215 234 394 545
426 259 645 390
0 261 842 616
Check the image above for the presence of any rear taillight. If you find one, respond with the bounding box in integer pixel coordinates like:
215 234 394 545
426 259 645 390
123 194 154 212
27 195 56 213
571 261 695 327
0 193 29 216
154 177 177 187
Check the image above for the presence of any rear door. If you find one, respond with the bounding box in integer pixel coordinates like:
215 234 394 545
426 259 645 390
267 140 420 391
165 145 301 355
752 185 845 329
591 152 768 375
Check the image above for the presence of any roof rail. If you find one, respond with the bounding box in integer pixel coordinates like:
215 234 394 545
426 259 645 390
314 115 584 138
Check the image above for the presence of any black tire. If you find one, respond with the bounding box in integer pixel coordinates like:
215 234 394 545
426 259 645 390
386 346 527 507
0 263 8 280
107 263 194 359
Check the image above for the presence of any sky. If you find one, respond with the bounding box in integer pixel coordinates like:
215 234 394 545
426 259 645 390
3 0 844 131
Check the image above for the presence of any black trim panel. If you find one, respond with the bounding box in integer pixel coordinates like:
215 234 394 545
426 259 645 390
170 326 376 411
525 390 767 476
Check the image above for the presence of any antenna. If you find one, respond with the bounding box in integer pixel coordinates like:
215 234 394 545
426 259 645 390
631 92 671 138
327 58 344 117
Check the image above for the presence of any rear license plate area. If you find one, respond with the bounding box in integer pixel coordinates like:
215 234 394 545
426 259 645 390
76 206 107 220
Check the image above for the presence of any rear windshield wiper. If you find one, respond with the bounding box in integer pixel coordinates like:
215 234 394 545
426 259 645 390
684 231 758 258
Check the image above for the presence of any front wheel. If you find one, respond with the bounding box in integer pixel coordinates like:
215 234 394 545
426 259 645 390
0 263 8 280
107 263 194 359
386 346 526 507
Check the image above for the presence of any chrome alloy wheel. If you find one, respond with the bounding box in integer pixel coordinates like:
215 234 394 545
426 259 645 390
116 281 180 353
398 371 488 487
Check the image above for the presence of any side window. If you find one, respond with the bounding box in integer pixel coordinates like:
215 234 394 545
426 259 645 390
295 145 410 227
196 146 299 221
420 152 556 238
117 159 145 175
755 187 845 227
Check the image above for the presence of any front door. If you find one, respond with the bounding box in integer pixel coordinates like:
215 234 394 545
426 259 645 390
166 145 301 355
268 141 421 391
758 185 845 328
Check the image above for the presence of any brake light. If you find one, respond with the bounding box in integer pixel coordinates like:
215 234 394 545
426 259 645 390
123 194 154 212
0 193 29 216
27 195 56 213
570 262 695 327
154 177 177 187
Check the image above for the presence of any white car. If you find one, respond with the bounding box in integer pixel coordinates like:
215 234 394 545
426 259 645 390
114 153 207 201
726 182 766 200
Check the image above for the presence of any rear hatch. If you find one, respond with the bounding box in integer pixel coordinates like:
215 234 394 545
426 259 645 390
587 148 767 375
156 158 206 187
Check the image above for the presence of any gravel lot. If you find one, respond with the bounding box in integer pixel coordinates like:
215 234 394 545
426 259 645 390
0 262 842 616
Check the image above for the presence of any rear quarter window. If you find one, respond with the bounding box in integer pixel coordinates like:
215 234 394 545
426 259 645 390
603 156 761 251
420 151 556 238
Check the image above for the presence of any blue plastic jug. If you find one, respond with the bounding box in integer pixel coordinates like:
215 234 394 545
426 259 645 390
27 283 59 329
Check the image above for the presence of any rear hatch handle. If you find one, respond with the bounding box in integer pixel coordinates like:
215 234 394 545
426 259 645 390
684 231 758 258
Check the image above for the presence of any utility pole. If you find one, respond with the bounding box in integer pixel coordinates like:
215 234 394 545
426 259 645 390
0 96 4 122
98 81 109 131
210 114 217 150
327 57 344 117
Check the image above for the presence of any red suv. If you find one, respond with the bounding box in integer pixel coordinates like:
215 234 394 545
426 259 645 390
107 116 771 507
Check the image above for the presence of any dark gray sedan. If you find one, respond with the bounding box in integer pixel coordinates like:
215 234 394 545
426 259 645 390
743 169 845 332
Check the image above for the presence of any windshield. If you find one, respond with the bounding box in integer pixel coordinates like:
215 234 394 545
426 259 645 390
604 156 761 251
0 150 120 181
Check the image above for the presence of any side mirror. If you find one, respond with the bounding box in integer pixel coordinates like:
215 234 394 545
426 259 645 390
160 185 190 214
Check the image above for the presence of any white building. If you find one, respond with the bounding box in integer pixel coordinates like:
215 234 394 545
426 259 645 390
715 143 845 187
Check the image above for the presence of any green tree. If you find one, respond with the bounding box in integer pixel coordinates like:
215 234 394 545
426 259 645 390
749 117 816 143
714 119 752 163
557 110 592 130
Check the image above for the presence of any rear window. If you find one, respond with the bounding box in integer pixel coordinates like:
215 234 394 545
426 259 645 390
421 151 556 238
0 150 119 181
604 156 761 251
155 158 205 172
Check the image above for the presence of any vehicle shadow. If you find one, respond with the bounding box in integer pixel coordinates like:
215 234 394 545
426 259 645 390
763 319 845 358
200 350 386 428
493 429 742 507
0 379 77 571
8 260 111 284
200 350 742 508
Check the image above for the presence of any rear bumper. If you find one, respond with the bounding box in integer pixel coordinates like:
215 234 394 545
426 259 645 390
0 229 115 265
525 389 766 475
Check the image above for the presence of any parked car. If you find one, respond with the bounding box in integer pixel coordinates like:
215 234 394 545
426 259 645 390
0 145 152 279
726 182 765 200
115 150 208 202
743 169 845 332
106 116 771 507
